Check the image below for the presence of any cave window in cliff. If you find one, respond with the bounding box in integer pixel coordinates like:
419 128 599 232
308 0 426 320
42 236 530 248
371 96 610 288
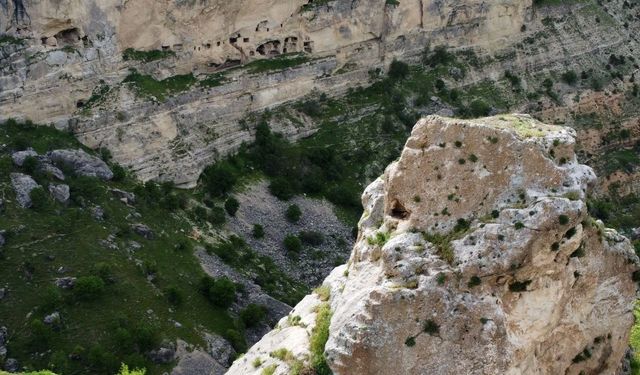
304 41 314 53
54 28 81 46
205 43 211 49
162 45 170 51
390 200 410 220
76 100 85 109
41 37 48 45
229 36 238 44
173 44 183 51
216 41 221 47
243 38 250 43
249 51 255 56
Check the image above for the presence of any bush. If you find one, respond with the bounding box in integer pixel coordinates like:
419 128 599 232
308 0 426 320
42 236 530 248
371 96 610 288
388 60 409 80
112 164 127 181
209 206 226 226
240 304 268 327
22 155 39 174
29 187 50 210
561 70 578 85
224 197 240 216
285 204 302 223
269 177 296 200
223 329 247 353
469 99 491 118
284 234 302 253
166 286 184 306
252 224 265 238
74 276 106 301
69 175 104 202
200 276 237 308
202 162 237 197
299 230 324 246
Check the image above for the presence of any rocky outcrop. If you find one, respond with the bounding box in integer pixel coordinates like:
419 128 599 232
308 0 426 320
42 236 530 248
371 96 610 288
10 172 39 208
46 149 113 180
227 115 639 375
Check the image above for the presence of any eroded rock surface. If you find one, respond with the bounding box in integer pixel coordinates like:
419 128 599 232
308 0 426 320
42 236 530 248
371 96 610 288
228 115 639 375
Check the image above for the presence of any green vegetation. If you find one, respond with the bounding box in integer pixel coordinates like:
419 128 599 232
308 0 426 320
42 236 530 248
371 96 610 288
0 120 243 375
240 304 269 327
122 48 175 63
205 236 308 305
286 204 302 222
224 197 240 216
0 34 24 46
244 54 309 74
309 303 332 375
252 224 265 238
123 70 196 101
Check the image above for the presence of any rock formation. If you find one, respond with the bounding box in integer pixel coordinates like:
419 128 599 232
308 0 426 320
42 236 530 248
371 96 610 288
227 115 639 375
4 0 635 188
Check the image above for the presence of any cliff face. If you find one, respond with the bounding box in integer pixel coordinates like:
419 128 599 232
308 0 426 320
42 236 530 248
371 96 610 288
227 115 639 375
2 0 532 186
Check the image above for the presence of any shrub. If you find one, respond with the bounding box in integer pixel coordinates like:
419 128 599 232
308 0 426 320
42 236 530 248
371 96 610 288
74 276 106 301
252 224 265 238
117 364 147 375
209 206 226 226
166 286 184 306
69 175 103 202
202 162 237 197
200 276 236 308
22 155 39 174
284 235 302 253
299 231 324 246
29 187 50 210
559 214 570 225
285 204 302 223
174 238 192 252
423 319 440 335
112 164 127 181
240 304 268 327
467 276 481 288
269 177 296 200
223 329 247 353
469 99 491 118
388 60 409 80
224 197 240 216
561 70 578 85
310 303 332 375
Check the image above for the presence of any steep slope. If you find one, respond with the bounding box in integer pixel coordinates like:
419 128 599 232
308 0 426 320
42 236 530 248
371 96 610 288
228 115 639 375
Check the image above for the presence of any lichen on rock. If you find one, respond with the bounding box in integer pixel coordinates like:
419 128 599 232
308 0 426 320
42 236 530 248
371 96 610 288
227 115 639 375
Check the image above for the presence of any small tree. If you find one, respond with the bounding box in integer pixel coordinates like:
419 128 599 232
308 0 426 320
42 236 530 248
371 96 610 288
284 234 302 253
74 276 106 301
285 204 302 223
388 60 409 80
224 197 240 216
252 224 265 238
240 304 268 327
29 187 50 211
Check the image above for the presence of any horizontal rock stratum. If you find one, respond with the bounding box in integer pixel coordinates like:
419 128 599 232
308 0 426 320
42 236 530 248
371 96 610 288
227 115 639 375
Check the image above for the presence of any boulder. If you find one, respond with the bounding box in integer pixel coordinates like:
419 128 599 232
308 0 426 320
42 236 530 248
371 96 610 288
54 277 76 289
110 188 136 204
132 223 154 240
38 159 65 180
47 149 113 180
3 358 18 372
48 184 70 204
148 344 176 364
11 148 37 166
10 173 40 208
228 115 639 375
204 333 237 367
92 206 105 221
43 311 61 325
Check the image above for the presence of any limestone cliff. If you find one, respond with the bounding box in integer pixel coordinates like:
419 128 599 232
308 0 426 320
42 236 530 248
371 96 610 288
227 115 639 374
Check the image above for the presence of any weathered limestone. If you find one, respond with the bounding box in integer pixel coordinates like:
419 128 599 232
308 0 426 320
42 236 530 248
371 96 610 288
227 115 639 375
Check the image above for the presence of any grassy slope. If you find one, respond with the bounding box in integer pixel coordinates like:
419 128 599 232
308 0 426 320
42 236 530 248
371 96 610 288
0 122 237 375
